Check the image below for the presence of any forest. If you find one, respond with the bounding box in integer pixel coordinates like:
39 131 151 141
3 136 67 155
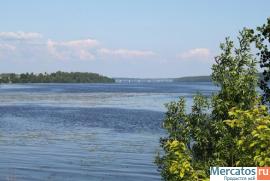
0 71 115 83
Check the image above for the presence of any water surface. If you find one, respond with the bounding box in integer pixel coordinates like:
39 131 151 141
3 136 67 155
0 82 217 181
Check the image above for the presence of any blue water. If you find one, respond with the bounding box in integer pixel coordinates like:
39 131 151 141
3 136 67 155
0 82 217 181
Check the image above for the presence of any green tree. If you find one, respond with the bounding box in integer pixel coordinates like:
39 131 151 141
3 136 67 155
252 17 270 103
156 95 210 181
210 29 258 167
156 28 260 180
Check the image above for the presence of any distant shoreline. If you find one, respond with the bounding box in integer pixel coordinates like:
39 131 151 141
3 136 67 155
173 75 211 82
114 76 212 83
0 71 115 84
1 73 261 84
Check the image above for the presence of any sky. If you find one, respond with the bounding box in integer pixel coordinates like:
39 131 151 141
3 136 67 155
0 0 269 78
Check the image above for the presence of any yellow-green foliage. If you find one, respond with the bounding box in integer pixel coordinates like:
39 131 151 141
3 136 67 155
156 138 210 181
225 105 270 166
164 140 197 180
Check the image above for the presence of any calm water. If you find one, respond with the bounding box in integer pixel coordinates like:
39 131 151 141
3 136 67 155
0 83 217 181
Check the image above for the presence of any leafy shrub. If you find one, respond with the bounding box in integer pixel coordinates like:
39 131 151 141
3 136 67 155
156 25 270 180
225 105 270 167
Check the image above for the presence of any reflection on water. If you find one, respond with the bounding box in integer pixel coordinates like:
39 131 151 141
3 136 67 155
0 83 217 112
0 83 217 181
0 92 183 112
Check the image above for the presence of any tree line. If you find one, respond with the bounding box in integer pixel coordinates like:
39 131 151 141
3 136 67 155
0 71 115 83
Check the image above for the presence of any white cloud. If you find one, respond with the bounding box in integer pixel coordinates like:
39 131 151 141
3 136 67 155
78 49 95 60
98 48 156 59
49 39 99 48
177 48 211 60
47 39 99 60
0 32 157 62
47 39 156 61
0 31 42 41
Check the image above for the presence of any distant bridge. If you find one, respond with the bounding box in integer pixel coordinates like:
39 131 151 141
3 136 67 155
114 78 173 83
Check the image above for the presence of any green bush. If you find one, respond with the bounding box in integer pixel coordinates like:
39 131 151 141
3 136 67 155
225 105 270 167
156 26 270 180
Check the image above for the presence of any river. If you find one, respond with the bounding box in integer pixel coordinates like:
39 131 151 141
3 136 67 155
0 82 218 181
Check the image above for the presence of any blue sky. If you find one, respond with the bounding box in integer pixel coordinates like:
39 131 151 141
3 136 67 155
0 0 269 78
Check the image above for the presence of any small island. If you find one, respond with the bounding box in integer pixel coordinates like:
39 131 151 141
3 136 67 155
0 71 115 83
